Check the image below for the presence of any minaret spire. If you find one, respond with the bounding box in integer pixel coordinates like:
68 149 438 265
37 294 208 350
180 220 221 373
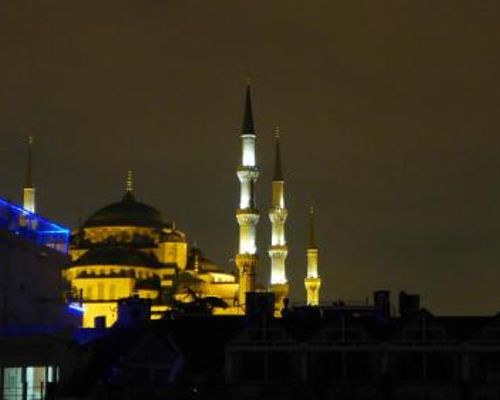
242 80 255 136
123 170 135 202
23 136 36 213
309 206 316 248
304 205 321 306
126 170 134 193
269 127 289 311
235 80 260 308
273 127 283 181
25 136 33 188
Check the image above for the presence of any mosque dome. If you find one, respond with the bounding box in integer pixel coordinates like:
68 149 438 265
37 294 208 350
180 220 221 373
84 192 171 229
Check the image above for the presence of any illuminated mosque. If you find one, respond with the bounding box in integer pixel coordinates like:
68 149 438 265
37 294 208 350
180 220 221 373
24 84 323 327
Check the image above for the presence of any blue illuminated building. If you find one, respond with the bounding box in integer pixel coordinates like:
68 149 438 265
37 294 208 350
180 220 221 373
0 196 74 329
0 197 80 399
0 197 69 253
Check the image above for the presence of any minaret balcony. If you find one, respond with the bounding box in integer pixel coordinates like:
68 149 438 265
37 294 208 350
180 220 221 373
304 276 321 290
269 246 288 260
235 253 258 270
269 209 288 223
237 166 259 179
236 211 260 225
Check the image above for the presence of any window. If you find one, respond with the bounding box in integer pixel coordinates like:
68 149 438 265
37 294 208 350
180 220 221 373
97 283 104 299
26 366 46 399
109 285 116 300
3 366 57 400
3 367 22 400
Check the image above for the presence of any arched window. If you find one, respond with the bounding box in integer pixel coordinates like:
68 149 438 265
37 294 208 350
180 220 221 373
109 285 116 300
87 286 93 300
97 283 104 299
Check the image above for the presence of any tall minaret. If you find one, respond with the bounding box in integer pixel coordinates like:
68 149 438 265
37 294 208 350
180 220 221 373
235 81 260 307
304 206 321 305
23 136 36 213
269 127 289 308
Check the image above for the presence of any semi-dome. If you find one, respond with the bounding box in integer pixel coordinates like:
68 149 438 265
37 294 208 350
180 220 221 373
84 192 171 229
73 246 163 268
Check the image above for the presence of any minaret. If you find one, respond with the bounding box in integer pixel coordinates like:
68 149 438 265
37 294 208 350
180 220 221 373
269 127 289 309
23 136 36 213
304 206 321 305
235 81 260 307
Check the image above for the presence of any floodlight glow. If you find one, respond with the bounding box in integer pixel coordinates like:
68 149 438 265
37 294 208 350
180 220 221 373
0 197 70 253
242 137 256 166
68 303 85 313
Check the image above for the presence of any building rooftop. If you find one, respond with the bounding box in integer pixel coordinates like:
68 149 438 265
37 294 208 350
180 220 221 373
0 197 69 253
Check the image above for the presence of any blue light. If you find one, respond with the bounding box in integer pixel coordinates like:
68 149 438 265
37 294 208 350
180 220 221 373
0 197 70 253
68 303 85 313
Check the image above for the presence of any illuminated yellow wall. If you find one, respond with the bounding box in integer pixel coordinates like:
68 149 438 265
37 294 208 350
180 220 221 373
66 262 161 327
82 226 158 244
208 283 239 303
136 288 159 299
157 241 187 269
69 248 87 262
189 271 238 305
72 276 135 301
67 222 242 324
64 265 158 281
82 302 119 328
159 267 176 288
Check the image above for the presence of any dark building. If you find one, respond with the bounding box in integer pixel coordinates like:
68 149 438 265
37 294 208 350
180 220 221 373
40 293 500 400
0 197 72 327
0 197 80 400
1 191 500 400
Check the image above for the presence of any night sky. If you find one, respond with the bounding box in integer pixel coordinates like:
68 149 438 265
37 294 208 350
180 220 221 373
1 1 500 315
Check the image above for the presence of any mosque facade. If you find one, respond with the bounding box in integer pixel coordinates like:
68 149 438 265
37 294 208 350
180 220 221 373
55 83 323 327
64 181 239 326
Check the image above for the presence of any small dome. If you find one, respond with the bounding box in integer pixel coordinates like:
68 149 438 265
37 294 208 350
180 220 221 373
160 230 185 243
84 192 171 229
187 247 222 272
73 246 163 268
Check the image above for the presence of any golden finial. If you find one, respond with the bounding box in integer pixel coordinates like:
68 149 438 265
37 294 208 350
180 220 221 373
25 136 34 188
245 71 252 86
273 126 284 181
309 205 316 248
274 126 281 139
126 170 133 193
